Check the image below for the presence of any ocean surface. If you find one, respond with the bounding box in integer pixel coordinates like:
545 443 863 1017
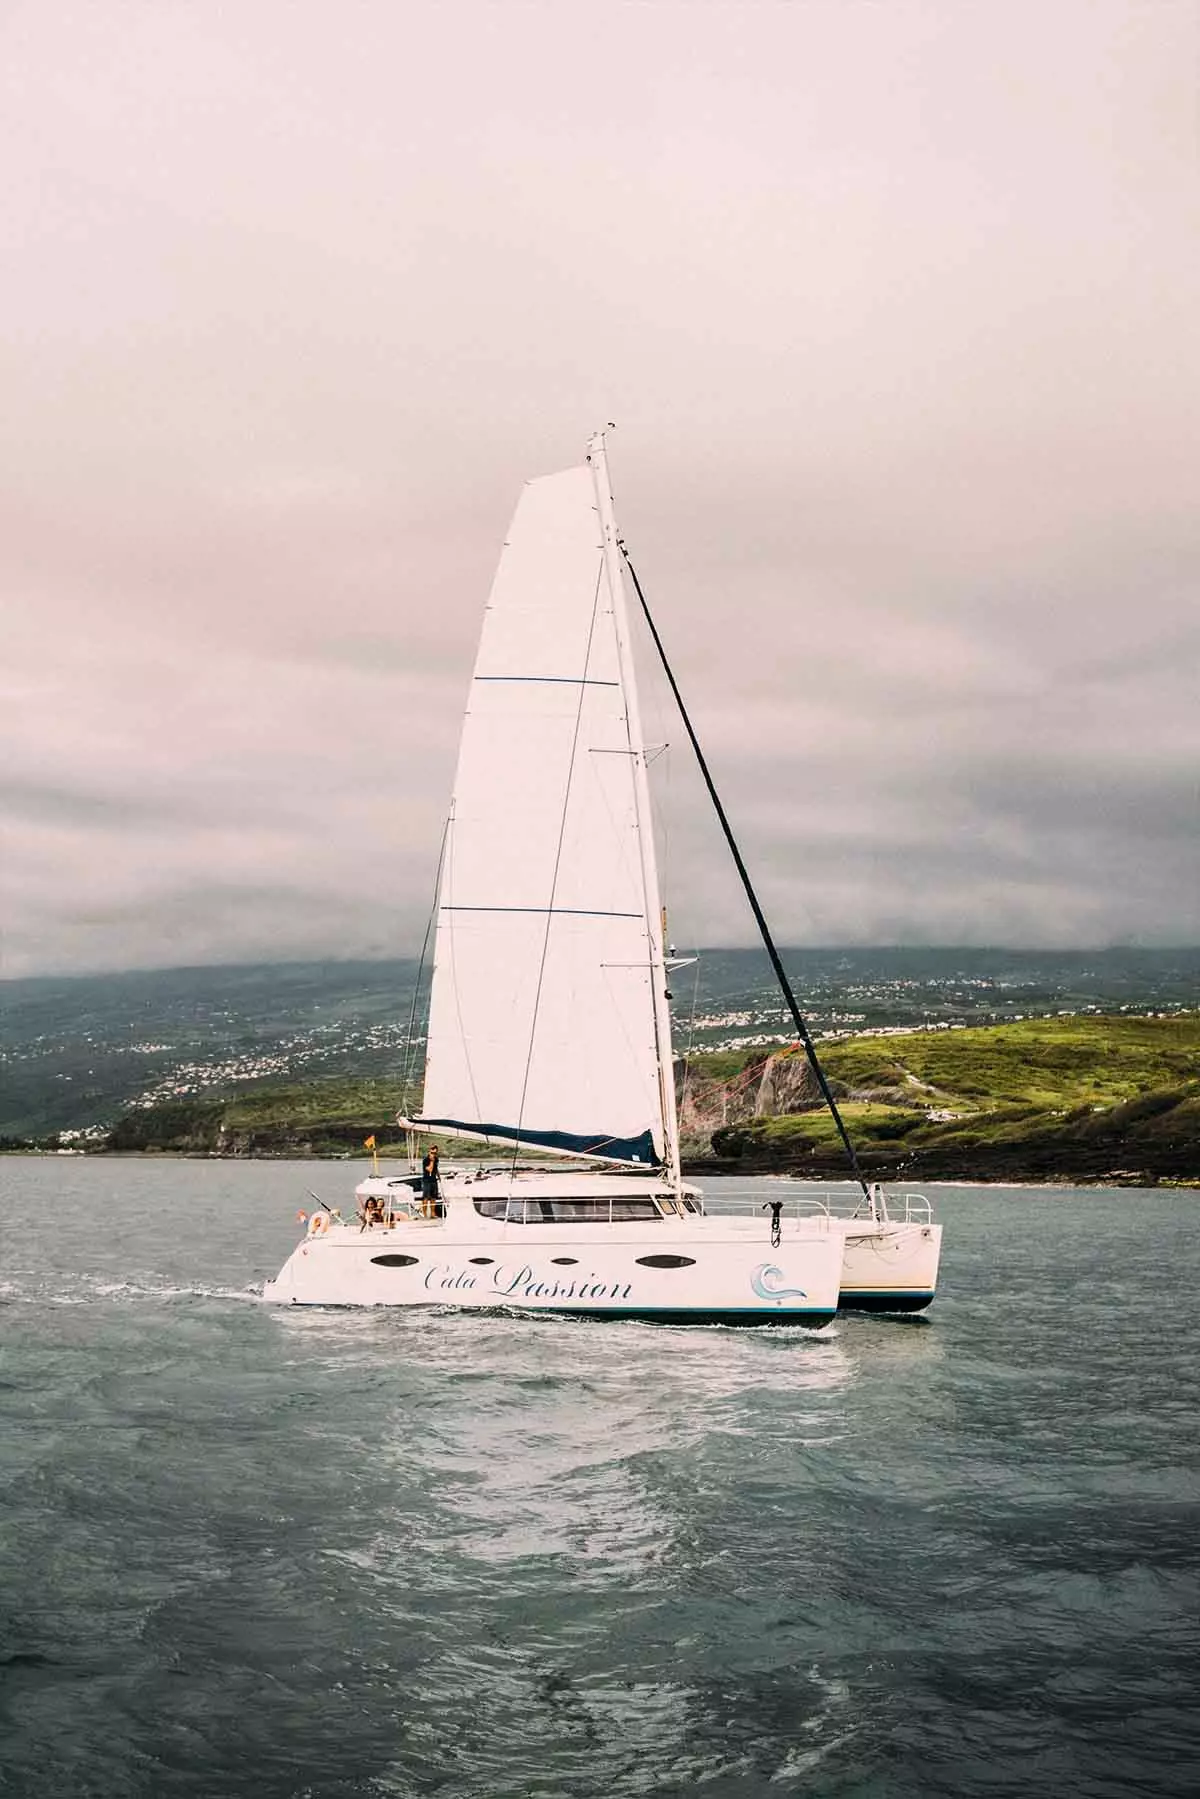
1 1161 1197 1799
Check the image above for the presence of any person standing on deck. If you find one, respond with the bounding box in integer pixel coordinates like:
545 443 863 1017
421 1144 441 1217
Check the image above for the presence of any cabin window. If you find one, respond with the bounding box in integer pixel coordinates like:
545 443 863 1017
469 1256 494 1265
635 1255 696 1269
473 1197 662 1224
608 1199 662 1221
550 1257 578 1266
370 1254 420 1268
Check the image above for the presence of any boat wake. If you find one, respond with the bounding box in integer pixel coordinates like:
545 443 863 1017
0 1272 266 1308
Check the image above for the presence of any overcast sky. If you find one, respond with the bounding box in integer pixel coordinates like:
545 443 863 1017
2 0 1197 978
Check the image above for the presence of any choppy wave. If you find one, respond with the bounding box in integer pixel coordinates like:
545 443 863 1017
2 1165 1199 1797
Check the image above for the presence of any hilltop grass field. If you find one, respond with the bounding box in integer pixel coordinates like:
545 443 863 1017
86 1012 1200 1183
818 1012 1198 1109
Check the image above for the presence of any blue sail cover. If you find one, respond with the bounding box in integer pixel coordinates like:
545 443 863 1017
411 1116 659 1165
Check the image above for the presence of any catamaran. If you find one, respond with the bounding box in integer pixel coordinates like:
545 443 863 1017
264 434 845 1324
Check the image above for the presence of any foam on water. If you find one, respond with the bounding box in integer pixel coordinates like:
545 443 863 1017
0 1271 265 1307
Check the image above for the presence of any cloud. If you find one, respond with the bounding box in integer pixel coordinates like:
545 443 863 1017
1 0 1197 974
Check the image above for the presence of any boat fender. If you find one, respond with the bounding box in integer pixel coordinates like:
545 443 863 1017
309 1212 330 1238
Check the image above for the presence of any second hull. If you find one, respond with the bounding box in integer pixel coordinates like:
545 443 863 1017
836 1220 943 1313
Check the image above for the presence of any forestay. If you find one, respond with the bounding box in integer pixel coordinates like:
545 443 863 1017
412 457 673 1165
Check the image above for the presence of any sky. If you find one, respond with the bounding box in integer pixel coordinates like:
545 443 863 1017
2 0 1197 978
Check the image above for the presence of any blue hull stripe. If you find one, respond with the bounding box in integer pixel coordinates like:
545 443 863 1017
840 1289 936 1314
549 1306 836 1329
290 1300 836 1329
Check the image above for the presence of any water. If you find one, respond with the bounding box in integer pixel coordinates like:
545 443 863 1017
2 1160 1197 1798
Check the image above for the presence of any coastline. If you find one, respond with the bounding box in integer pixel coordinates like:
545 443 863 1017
3 1149 1196 1189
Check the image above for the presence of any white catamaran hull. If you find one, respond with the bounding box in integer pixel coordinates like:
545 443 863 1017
264 1174 842 1326
836 1221 943 1313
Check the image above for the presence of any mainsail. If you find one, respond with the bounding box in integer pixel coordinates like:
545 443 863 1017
411 439 678 1169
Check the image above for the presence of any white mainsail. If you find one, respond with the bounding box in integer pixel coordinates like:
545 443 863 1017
411 438 678 1169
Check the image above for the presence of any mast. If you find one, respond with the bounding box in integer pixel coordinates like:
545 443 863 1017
587 432 682 1187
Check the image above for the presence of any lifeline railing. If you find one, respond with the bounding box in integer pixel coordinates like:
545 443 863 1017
702 1190 934 1225
365 1183 932 1228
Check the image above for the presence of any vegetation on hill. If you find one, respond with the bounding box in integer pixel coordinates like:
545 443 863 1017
701 1014 1200 1184
5 947 1199 1139
77 1011 1200 1184
105 1079 422 1158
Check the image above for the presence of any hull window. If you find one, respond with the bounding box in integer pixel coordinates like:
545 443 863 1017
468 1256 494 1265
550 1257 578 1266
635 1254 697 1269
370 1254 420 1268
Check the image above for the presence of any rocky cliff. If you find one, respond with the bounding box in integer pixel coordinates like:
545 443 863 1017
676 1046 827 1145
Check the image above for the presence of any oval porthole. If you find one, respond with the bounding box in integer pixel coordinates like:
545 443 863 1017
469 1256 494 1265
550 1257 578 1266
370 1254 419 1268
635 1255 696 1269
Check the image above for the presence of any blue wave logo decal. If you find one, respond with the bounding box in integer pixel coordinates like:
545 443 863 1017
751 1263 808 1303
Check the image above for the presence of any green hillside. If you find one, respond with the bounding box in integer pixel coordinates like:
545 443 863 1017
817 1013 1198 1109
707 1014 1200 1184
105 1078 422 1158
30 1012 1200 1184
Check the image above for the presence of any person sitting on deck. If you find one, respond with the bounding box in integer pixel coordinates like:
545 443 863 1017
421 1145 441 1217
359 1194 384 1230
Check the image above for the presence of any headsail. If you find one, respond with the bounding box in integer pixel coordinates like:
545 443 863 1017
411 442 676 1168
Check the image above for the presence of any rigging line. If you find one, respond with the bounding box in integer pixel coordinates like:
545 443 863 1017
712 1041 810 1122
474 675 619 687
440 905 640 918
508 558 607 1180
619 543 872 1203
682 947 703 1082
673 948 705 1145
401 814 451 1113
